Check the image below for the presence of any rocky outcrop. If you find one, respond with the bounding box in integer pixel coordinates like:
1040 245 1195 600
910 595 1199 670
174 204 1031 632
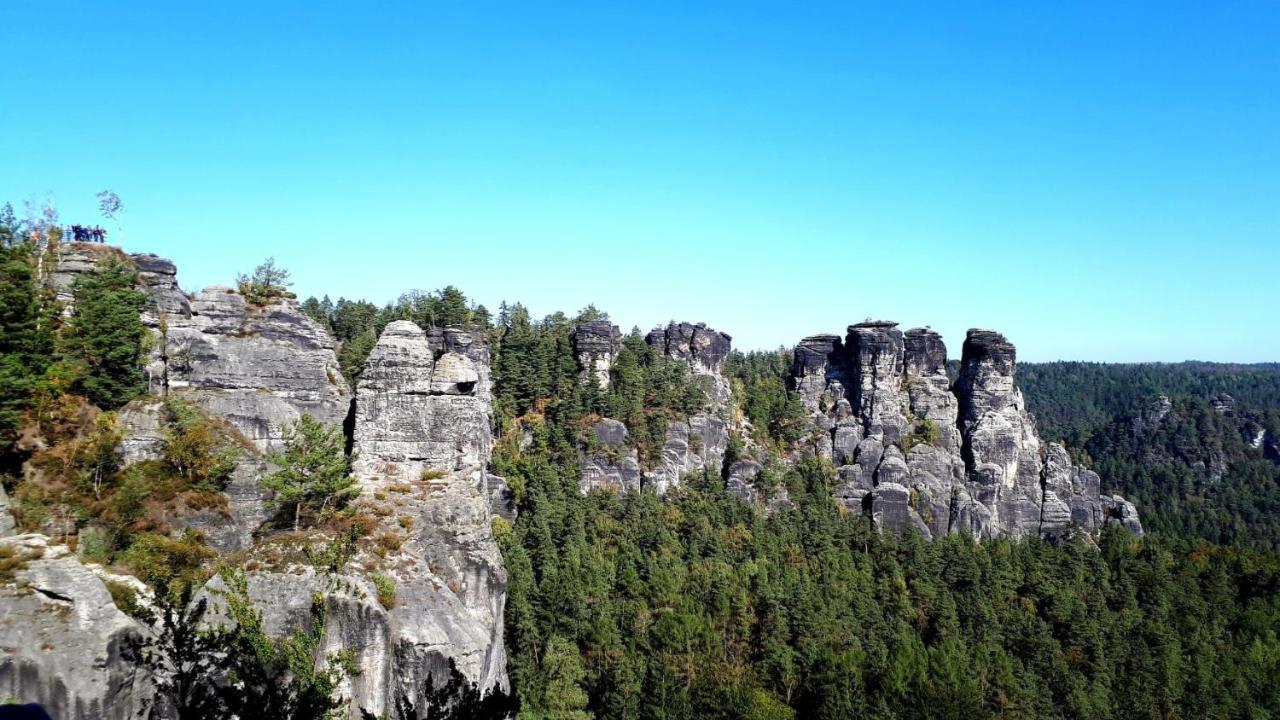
0 485 16 538
579 418 642 493
642 323 735 493
789 323 1140 539
164 287 351 451
572 320 621 388
115 400 270 554
953 329 1046 537
645 322 732 374
340 320 507 715
352 321 490 483
0 534 152 720
725 460 792 514
45 247 506 716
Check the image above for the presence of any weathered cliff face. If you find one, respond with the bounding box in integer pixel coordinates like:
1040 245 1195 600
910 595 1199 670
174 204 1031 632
342 320 508 714
579 418 643 493
0 485 15 538
642 322 734 493
0 534 152 720
790 323 1141 539
572 320 621 388
163 286 351 451
568 321 735 495
34 247 509 717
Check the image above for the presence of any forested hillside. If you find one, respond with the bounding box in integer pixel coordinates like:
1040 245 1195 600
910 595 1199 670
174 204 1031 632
1 205 1279 719
1021 362 1280 550
484 322 1280 719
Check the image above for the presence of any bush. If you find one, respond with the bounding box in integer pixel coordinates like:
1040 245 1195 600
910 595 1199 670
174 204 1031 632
76 526 111 563
236 257 293 306
371 572 396 609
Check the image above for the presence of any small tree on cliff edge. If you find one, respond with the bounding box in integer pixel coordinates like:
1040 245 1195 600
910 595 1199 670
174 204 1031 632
262 414 358 530
237 257 293 306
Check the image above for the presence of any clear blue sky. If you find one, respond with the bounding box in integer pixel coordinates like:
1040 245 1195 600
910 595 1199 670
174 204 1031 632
2 2 1277 361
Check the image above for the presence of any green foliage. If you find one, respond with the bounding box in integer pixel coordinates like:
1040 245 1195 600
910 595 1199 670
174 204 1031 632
76 525 112 563
0 243 52 440
300 287 490 386
490 309 708 477
218 571 351 719
1022 362 1280 550
59 259 147 408
237 257 294 306
262 415 359 531
302 526 361 575
899 417 940 452
337 327 377 386
523 635 592 720
104 578 144 617
371 572 396 609
163 399 241 491
724 349 808 450
128 571 350 720
490 326 1280 720
120 530 217 602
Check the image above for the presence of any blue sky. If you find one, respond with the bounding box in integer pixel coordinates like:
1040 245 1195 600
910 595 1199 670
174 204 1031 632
2 2 1277 361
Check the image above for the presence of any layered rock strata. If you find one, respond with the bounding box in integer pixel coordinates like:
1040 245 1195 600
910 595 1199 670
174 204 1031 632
0 534 151 720
579 418 642 493
642 322 735 493
571 320 621 388
39 247 509 717
341 320 508 714
791 323 1141 539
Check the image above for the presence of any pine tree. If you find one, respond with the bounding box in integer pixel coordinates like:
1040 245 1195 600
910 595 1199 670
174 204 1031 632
0 244 47 437
60 259 147 409
262 415 358 531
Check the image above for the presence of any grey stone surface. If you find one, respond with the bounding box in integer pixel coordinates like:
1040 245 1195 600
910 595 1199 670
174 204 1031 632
115 399 268 553
348 320 508 714
580 419 643 493
0 534 152 720
789 322 1141 540
163 287 351 451
572 320 622 388
645 322 732 374
0 485 16 538
640 322 736 493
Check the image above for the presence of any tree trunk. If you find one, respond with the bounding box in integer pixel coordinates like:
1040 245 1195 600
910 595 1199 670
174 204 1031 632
294 503 301 532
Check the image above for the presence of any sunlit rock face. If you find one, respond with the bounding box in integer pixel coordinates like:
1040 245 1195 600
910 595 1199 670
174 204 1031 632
572 320 621 388
162 286 351 452
642 322 735 493
0 534 152 720
788 323 1141 540
344 320 508 715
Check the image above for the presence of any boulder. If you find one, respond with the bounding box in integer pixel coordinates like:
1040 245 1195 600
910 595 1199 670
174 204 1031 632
0 534 152 720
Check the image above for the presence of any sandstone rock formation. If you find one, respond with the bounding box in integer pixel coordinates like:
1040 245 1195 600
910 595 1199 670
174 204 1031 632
642 322 735 493
725 460 792 514
39 247 508 717
0 534 151 720
0 485 15 538
790 323 1141 539
342 320 508 713
571 320 621 388
579 418 642 493
163 286 351 451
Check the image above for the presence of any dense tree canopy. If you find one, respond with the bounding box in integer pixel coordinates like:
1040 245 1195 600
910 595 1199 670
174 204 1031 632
60 259 148 409
1021 362 1280 551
